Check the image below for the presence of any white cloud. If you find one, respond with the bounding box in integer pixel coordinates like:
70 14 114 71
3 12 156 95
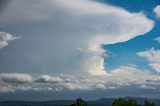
109 66 158 85
149 63 160 73
139 85 156 90
0 73 33 84
154 36 160 43
0 73 64 92
0 67 160 93
0 73 34 93
154 5 160 18
96 84 106 89
63 83 93 90
137 48 160 73
0 31 21 49
57 66 160 91
36 75 64 83
0 82 63 93
0 82 15 93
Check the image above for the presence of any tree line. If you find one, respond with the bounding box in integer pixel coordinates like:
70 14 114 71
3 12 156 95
70 97 156 106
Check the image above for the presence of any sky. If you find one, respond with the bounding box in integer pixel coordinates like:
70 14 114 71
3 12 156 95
0 0 160 101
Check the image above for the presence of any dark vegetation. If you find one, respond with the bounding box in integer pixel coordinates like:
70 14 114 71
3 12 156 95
70 98 88 106
0 97 157 106
112 97 156 106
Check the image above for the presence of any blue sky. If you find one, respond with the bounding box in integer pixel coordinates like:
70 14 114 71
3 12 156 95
103 0 160 72
0 0 160 100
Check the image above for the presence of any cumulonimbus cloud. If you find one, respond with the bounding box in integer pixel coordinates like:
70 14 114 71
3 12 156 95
0 0 154 76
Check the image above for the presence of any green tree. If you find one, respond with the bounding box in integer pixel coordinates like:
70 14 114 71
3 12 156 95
112 98 141 106
70 98 88 106
112 98 156 106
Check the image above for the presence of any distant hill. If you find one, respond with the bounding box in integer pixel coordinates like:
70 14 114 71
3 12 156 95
0 97 159 106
